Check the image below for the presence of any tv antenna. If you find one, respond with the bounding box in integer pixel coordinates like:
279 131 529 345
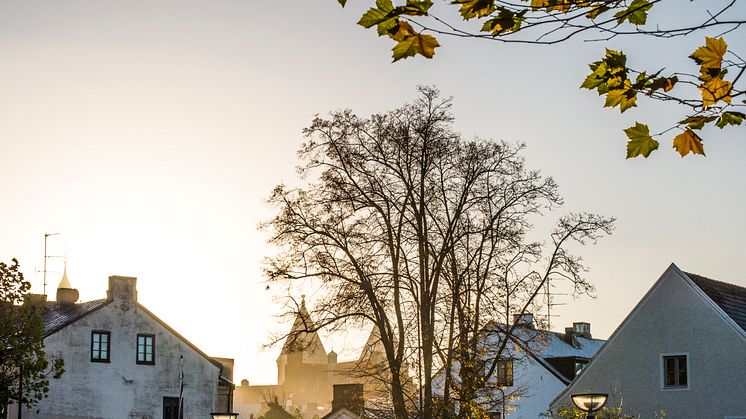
43 233 64 295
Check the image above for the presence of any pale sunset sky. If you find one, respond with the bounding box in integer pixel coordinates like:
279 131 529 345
1 1 744 385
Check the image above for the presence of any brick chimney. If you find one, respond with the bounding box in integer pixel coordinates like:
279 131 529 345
107 276 137 303
331 384 365 416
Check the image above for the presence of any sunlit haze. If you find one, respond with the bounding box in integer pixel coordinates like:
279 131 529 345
1 0 745 386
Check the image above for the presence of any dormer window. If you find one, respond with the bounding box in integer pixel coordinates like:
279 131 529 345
137 334 155 365
91 330 111 363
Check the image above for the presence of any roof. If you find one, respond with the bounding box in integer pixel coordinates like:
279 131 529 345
41 297 224 370
43 299 110 337
686 271 746 333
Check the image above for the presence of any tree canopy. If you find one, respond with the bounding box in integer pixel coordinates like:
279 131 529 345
264 87 613 418
0 258 64 414
335 0 745 158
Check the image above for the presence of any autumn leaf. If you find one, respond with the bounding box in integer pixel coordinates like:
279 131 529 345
586 4 610 19
690 37 728 69
715 111 745 129
338 0 347 6
358 0 394 29
481 8 525 34
605 80 637 112
391 22 439 61
624 122 659 158
678 115 716 130
673 128 705 157
700 77 733 107
454 0 495 19
614 0 652 25
648 76 677 93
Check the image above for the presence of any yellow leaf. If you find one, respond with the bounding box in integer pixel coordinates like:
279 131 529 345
700 77 733 107
604 80 637 112
672 128 705 157
690 36 727 69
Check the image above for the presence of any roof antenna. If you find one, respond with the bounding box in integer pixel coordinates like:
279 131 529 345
43 233 62 296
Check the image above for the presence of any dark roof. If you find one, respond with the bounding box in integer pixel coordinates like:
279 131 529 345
686 272 746 333
43 299 110 337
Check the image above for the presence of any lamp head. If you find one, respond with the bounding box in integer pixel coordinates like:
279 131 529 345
571 393 608 413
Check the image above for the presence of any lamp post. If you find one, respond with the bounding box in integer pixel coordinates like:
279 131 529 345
210 414 239 419
571 393 608 419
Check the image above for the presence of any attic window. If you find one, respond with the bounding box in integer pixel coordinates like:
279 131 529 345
137 334 155 365
91 330 111 363
496 358 513 387
662 354 688 389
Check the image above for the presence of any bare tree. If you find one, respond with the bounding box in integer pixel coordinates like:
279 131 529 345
263 86 613 419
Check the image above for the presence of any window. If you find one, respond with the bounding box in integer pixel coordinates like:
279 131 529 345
662 354 688 389
575 359 588 376
91 331 111 363
163 396 183 419
137 334 155 365
496 358 513 386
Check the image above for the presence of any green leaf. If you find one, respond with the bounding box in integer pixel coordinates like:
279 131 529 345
715 111 745 129
614 0 652 25
358 8 391 28
678 115 717 130
624 122 659 158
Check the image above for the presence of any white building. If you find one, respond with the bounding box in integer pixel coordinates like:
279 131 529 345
550 263 746 417
8 268 233 419
432 315 604 418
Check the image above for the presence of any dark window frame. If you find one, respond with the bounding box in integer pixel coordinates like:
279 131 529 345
91 330 111 363
662 354 688 389
496 358 514 387
163 396 183 419
136 333 156 365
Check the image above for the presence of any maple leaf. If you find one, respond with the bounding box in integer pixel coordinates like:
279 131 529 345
690 37 727 69
700 77 733 107
454 0 495 19
678 115 717 130
605 80 637 112
614 0 652 25
391 22 439 61
672 128 705 157
715 111 745 129
648 76 677 93
624 122 659 158
481 8 525 34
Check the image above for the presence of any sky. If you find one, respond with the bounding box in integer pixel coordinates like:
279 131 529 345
1 0 745 385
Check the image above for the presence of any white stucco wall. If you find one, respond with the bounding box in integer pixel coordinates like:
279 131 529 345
12 278 221 419
552 267 746 418
505 352 567 418
432 339 569 418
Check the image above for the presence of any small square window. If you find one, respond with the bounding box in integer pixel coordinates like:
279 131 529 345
663 355 687 388
137 334 155 365
91 331 111 363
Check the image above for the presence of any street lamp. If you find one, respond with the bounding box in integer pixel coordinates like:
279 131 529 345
571 393 608 419
210 413 239 419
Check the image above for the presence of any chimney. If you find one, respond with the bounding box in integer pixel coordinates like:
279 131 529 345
573 322 591 339
107 276 137 303
512 313 535 329
331 384 364 416
563 327 577 346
